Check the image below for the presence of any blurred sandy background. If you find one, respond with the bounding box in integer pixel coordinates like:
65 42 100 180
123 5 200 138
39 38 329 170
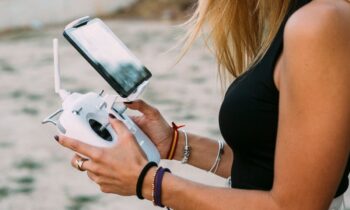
0 1 348 209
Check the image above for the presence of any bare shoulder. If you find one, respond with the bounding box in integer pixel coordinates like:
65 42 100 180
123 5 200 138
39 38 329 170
284 0 350 50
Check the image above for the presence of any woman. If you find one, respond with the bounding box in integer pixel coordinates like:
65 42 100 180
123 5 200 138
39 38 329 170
55 0 350 209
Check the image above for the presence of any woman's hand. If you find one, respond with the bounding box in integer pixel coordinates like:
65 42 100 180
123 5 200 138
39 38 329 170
125 100 173 159
56 114 148 195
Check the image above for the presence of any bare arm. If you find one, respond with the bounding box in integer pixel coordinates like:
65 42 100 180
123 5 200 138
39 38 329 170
58 2 350 209
172 132 233 178
125 101 233 178
140 4 350 210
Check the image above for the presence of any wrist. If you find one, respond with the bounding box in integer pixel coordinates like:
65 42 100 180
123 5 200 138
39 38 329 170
158 126 173 159
165 122 185 160
136 161 157 200
173 130 185 161
141 166 157 201
141 166 174 209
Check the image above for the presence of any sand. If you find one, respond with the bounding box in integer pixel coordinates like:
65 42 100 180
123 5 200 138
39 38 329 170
0 19 348 210
0 19 226 210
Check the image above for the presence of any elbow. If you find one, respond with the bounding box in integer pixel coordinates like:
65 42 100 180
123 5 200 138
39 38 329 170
269 190 330 210
268 191 285 210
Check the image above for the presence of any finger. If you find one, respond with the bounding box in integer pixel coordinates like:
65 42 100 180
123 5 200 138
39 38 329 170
70 154 87 170
124 100 159 117
108 114 130 137
71 154 84 164
87 171 98 182
129 115 138 121
79 160 106 175
129 115 143 125
71 157 108 177
109 114 145 156
87 171 115 186
70 154 114 177
100 185 114 194
57 135 103 160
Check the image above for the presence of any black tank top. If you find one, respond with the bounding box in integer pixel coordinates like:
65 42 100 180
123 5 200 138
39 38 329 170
219 0 350 197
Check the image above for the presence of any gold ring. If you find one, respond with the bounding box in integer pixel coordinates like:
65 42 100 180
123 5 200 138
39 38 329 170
75 159 86 171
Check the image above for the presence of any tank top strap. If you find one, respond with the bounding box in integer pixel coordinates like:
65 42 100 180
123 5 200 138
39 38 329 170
265 0 311 88
266 0 312 78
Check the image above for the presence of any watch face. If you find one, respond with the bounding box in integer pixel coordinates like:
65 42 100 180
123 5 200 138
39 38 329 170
65 19 151 97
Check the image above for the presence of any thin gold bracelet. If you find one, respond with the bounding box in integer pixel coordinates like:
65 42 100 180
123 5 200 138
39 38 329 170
152 167 160 206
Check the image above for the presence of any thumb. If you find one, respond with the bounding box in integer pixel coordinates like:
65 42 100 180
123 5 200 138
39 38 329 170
124 100 159 117
108 114 130 137
109 114 146 158
129 115 143 125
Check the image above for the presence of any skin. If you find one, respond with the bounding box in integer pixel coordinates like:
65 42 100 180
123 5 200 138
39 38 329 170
124 100 233 178
56 0 350 209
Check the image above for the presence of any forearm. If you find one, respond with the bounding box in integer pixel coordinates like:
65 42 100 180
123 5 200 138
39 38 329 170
172 131 233 178
142 169 279 210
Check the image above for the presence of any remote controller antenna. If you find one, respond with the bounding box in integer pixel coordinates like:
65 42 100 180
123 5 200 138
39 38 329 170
53 38 69 100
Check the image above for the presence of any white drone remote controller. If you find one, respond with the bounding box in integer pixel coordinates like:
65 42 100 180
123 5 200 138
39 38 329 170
42 39 160 163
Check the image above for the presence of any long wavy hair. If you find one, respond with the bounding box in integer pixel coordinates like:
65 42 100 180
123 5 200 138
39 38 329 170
182 0 293 86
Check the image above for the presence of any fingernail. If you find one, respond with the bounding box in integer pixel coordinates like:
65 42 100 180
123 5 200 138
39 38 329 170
54 135 59 142
109 113 116 119
124 101 133 104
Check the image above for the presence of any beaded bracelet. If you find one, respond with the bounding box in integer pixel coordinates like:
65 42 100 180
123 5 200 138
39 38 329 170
152 167 161 205
136 161 158 200
181 129 191 164
166 122 185 160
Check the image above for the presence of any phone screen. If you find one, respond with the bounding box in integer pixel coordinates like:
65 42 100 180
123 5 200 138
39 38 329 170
64 18 151 97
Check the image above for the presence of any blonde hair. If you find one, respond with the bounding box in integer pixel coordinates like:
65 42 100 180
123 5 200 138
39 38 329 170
182 0 293 86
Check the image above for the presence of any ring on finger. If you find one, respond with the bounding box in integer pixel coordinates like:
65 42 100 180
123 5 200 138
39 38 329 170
75 158 87 171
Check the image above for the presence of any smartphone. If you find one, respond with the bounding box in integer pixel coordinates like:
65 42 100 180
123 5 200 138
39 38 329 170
63 16 152 98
